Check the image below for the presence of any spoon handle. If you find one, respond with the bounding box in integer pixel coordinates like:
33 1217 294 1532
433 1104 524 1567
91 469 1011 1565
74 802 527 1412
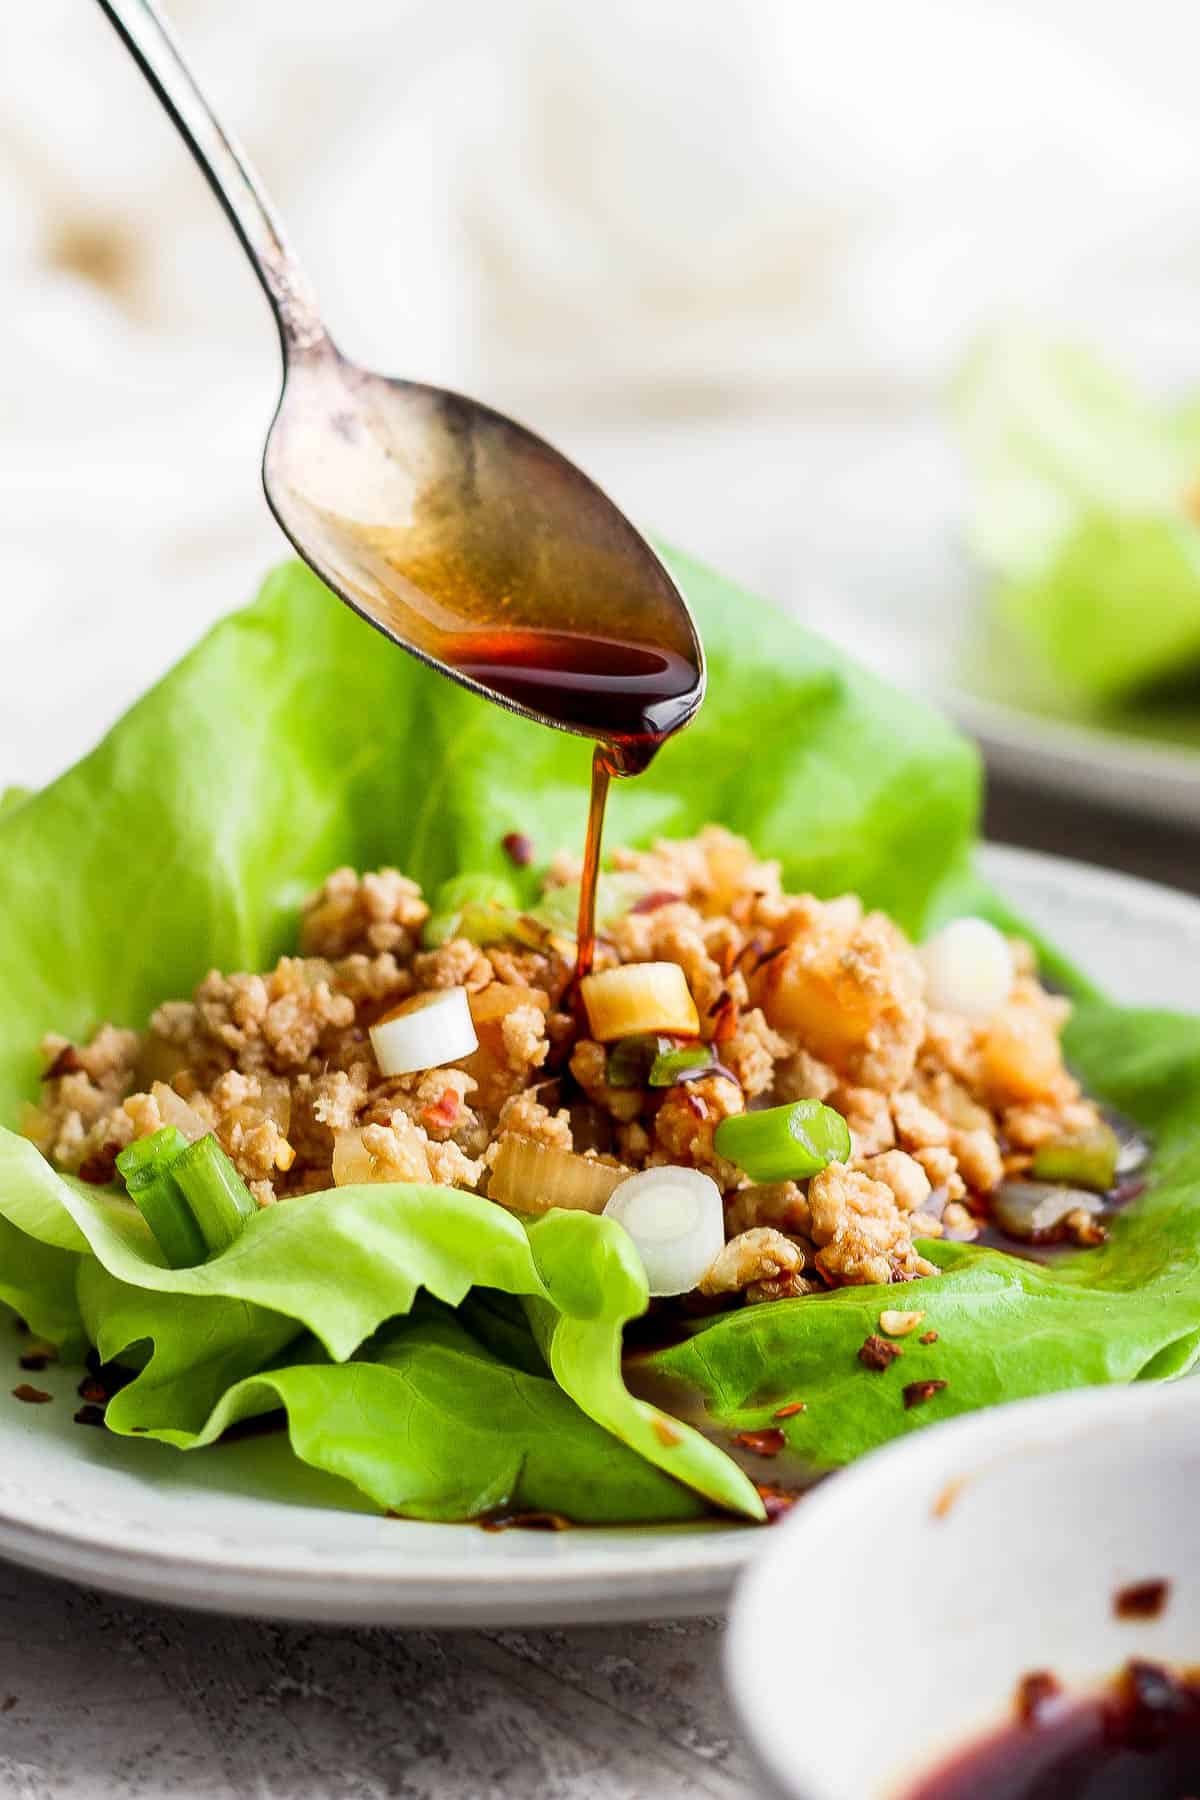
94 0 327 356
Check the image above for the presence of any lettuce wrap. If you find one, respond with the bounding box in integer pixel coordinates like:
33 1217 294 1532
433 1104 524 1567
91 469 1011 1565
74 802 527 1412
2 553 1199 1526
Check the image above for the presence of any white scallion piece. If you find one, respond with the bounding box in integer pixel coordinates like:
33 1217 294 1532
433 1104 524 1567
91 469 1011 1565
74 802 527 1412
603 1166 725 1297
369 986 478 1077
580 962 700 1042
918 917 1014 1018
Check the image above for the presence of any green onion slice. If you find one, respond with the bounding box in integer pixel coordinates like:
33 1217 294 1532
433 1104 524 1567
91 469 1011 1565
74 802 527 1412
1031 1122 1119 1193
648 1045 714 1087
713 1100 851 1182
171 1134 257 1256
423 873 521 948
115 1126 190 1190
605 1034 673 1089
130 1170 208 1268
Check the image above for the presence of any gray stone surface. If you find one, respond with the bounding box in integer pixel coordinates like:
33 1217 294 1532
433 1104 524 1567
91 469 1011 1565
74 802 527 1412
0 1563 756 1798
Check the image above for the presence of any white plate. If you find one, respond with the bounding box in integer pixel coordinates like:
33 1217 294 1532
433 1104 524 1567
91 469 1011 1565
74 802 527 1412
1 844 1198 1626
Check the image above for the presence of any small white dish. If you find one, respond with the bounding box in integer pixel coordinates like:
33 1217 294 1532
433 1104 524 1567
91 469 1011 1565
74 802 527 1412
727 1380 1200 1800
1 843 1198 1626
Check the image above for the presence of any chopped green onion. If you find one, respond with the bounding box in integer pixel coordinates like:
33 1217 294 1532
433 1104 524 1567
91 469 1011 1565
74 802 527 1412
171 1134 257 1256
605 1034 672 1089
130 1170 208 1268
423 873 520 948
1031 1122 1120 1192
713 1100 851 1183
115 1126 190 1189
529 872 648 936
648 1045 713 1086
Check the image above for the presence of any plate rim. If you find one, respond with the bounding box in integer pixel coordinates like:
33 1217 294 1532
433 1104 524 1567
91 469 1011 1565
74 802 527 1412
1 842 1198 1625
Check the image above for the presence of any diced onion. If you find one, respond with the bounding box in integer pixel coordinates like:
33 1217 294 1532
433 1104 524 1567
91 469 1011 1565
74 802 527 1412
581 963 700 1043
603 1166 725 1296
991 1180 1102 1241
488 1136 630 1215
151 1081 209 1143
332 1128 381 1186
919 918 1015 1017
370 986 478 1076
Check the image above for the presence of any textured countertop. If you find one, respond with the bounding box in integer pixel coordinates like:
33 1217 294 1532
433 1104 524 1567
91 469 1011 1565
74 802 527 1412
0 1562 751 1799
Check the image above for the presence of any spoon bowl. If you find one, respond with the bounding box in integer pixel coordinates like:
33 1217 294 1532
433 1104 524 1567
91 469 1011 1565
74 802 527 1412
264 344 704 745
96 0 705 753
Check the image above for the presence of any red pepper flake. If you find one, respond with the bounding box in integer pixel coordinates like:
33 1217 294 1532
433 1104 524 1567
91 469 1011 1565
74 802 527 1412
76 1150 117 1186
73 1405 106 1429
708 993 739 1045
756 1483 800 1523
919 1330 939 1345
1114 1579 1170 1621
44 1044 83 1080
81 1352 136 1401
773 1401 807 1420
859 1334 903 1371
0 1697 14 1714
18 1347 54 1373
733 1427 786 1458
77 1377 108 1405
630 889 684 915
478 1508 572 1533
1015 1670 1063 1725
12 1384 52 1405
652 1417 682 1447
903 1378 948 1409
420 1089 461 1131
501 831 535 868
731 934 765 972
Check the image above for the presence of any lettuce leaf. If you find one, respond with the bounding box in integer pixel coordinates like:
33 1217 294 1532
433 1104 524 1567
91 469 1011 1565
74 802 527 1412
6 1140 760 1520
1 549 1198 1525
954 329 1200 702
634 996 1200 1467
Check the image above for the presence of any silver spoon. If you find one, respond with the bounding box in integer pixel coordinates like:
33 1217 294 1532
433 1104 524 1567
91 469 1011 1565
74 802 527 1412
95 0 705 762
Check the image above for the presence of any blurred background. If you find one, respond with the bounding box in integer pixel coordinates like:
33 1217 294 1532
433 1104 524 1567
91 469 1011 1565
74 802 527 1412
6 0 1200 859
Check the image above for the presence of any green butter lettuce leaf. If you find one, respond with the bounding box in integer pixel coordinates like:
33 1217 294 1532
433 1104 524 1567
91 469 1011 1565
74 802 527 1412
954 329 1200 702
635 997 1200 1467
4 1136 760 1520
0 1214 84 1358
0 548 1197 1523
93 1300 706 1525
0 549 978 1144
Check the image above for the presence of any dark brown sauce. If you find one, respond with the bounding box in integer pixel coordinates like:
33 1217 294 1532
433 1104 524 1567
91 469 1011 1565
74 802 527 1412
903 1661 1200 1800
443 622 702 982
445 628 700 750
622 1356 819 1508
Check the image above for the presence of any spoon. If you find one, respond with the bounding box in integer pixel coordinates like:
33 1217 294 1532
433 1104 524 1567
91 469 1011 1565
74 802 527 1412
95 0 706 763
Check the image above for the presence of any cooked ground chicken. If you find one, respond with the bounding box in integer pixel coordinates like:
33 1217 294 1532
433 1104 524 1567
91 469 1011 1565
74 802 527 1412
23 826 1105 1297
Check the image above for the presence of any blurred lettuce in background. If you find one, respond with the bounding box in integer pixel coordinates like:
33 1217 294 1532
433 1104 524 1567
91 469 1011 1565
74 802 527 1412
955 330 1200 704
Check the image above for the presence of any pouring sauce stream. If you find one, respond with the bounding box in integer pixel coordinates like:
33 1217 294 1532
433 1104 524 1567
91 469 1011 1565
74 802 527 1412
439 622 703 976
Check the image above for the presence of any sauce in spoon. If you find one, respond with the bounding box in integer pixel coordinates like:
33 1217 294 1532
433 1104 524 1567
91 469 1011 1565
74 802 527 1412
440 622 703 976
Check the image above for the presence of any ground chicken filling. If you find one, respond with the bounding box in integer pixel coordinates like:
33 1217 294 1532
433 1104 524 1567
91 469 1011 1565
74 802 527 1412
22 828 1109 1298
